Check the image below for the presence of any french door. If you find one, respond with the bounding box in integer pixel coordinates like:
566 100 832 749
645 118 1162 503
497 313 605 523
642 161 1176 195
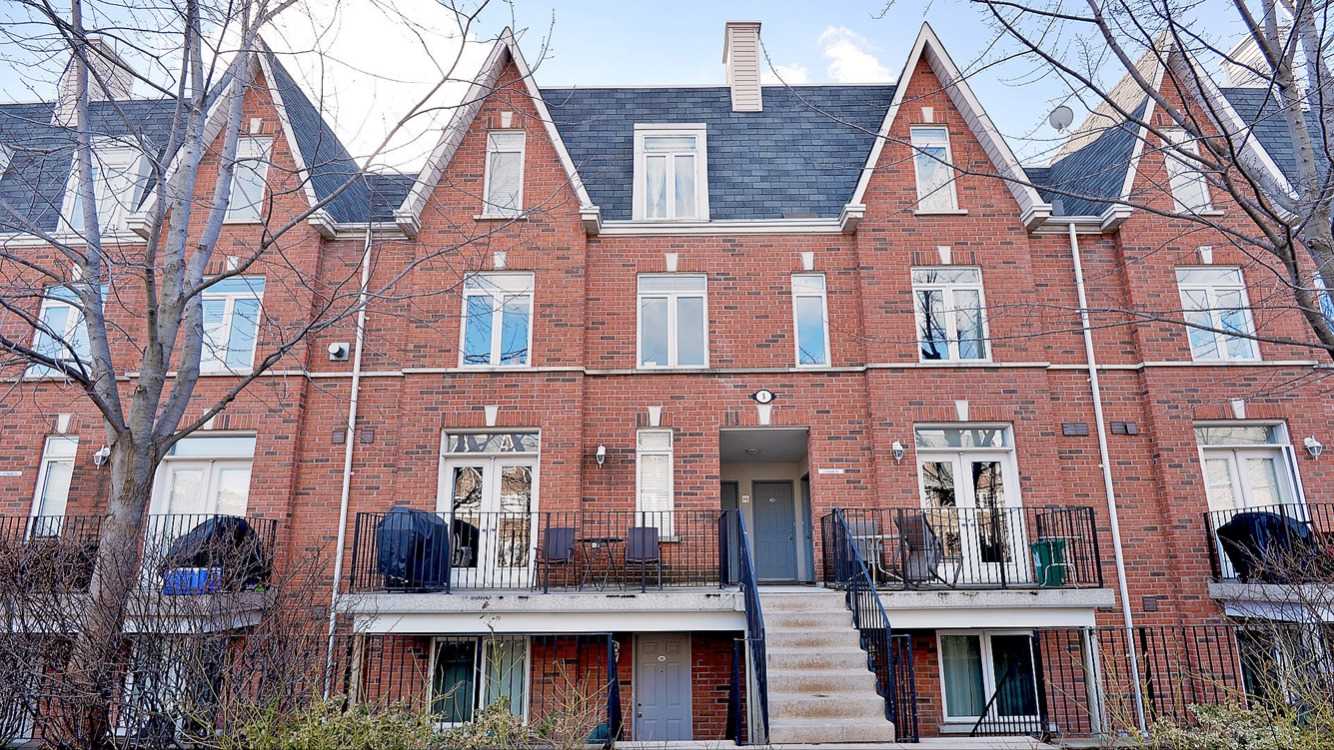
145 458 252 583
1201 445 1301 579
917 450 1027 585
439 457 538 589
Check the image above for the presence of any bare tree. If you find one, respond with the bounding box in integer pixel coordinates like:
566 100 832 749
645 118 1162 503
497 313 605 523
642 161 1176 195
0 0 567 743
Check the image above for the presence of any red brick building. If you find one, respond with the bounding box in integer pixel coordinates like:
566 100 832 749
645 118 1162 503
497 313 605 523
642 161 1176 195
1 20 1330 746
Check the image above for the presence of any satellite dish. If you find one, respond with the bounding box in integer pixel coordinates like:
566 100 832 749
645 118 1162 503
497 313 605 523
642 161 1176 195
1048 105 1075 131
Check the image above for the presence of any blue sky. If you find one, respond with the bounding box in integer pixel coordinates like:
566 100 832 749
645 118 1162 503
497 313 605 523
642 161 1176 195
0 0 1246 169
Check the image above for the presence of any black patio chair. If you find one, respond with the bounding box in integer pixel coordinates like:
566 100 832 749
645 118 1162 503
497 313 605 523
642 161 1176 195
626 526 662 592
896 511 961 587
541 526 576 592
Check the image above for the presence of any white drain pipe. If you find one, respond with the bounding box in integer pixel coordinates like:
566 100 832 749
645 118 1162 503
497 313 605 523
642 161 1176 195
1066 221 1147 735
324 223 374 696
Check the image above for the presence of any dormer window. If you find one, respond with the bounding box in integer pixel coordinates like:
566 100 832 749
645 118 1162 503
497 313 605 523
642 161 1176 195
911 126 959 213
482 131 525 217
225 137 273 223
62 140 145 234
633 125 708 221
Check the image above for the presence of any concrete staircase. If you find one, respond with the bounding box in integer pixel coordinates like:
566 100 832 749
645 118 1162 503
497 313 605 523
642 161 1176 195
762 589 898 744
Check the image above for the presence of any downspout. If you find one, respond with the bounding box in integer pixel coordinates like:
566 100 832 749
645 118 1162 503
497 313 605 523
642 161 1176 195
1066 221 1147 735
324 223 374 696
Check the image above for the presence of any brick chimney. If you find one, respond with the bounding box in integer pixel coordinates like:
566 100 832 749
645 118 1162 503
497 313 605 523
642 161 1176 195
723 21 762 113
52 38 135 126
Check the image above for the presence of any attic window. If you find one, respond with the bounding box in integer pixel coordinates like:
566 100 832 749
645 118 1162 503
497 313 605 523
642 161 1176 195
225 136 273 223
61 140 145 234
1162 129 1214 214
910 126 959 213
482 131 525 217
633 125 708 221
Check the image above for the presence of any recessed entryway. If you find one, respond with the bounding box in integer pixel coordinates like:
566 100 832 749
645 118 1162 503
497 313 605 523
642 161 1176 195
719 427 815 583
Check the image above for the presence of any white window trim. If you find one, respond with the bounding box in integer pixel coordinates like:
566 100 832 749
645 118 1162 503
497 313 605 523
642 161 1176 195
910 126 961 214
200 282 265 374
1194 420 1306 508
913 424 1022 511
26 293 89 379
480 131 526 218
458 273 535 368
426 635 532 727
635 429 675 516
1162 129 1217 214
936 629 1039 724
636 273 709 369
28 435 78 535
911 267 992 363
1176 266 1260 362
632 123 709 222
223 136 274 224
59 138 145 235
791 273 831 367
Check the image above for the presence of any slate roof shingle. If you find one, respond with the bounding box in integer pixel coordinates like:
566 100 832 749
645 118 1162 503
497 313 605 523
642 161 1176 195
1026 99 1148 216
540 85 896 221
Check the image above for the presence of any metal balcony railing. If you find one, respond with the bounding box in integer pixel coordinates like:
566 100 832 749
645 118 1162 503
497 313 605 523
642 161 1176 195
1203 502 1334 583
349 509 740 593
821 506 1104 590
140 513 278 594
0 514 103 592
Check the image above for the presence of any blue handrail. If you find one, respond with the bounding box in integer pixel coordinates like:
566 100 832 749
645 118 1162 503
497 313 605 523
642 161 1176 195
735 512 769 744
830 509 906 738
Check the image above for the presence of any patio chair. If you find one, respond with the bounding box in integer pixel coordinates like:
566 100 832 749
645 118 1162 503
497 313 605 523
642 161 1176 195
626 526 662 592
896 511 961 587
541 526 576 591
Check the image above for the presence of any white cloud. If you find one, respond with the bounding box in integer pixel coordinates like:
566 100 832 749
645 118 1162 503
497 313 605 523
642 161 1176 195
818 26 891 83
763 63 811 85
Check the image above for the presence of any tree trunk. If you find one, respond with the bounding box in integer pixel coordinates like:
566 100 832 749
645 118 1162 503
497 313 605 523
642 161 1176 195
63 435 158 748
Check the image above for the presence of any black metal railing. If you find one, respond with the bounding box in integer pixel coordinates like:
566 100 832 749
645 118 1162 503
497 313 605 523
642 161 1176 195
827 509 915 741
349 509 738 593
140 514 277 594
970 636 1049 737
734 512 768 744
1204 502 1334 583
822 506 1103 590
0 514 103 592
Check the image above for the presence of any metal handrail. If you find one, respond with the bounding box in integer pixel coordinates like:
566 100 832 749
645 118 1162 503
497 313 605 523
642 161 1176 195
830 509 905 737
735 511 768 744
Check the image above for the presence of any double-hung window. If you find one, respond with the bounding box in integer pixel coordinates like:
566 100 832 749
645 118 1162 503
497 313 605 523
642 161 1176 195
482 131 525 217
636 429 674 534
911 126 959 213
638 274 707 368
460 273 533 367
1176 267 1258 361
225 136 272 223
912 267 988 361
1163 129 1214 213
792 274 830 366
29 436 78 537
633 125 708 221
62 141 145 234
200 277 265 373
29 286 92 377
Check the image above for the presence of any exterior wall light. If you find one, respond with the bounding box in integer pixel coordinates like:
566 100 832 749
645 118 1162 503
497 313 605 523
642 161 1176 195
891 440 906 462
595 444 607 465
1304 436 1323 459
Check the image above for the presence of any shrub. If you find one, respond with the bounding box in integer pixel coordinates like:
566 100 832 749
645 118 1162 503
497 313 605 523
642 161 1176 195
1150 702 1333 750
221 699 435 750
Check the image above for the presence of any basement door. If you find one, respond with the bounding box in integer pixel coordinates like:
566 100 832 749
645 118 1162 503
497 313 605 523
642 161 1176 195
634 633 692 741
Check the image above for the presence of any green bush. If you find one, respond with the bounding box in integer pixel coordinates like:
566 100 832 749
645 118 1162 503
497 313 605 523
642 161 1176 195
222 699 435 750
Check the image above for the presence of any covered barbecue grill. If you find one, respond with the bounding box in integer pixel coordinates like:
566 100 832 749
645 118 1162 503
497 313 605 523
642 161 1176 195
1215 510 1317 583
375 506 450 592
158 515 272 593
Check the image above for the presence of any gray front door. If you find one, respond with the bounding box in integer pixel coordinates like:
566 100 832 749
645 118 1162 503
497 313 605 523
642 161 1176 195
635 633 692 740
753 480 798 581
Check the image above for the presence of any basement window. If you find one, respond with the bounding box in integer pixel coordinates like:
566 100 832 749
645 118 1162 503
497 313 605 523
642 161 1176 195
633 125 709 221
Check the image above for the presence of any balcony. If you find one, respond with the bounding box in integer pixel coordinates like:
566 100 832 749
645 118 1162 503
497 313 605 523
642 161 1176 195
1204 503 1334 618
139 513 278 595
822 506 1104 591
0 514 103 593
349 509 739 594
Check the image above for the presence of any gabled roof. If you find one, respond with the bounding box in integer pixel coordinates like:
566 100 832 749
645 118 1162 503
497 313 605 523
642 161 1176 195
395 29 593 236
1028 99 1149 216
1219 87 1328 188
542 84 895 221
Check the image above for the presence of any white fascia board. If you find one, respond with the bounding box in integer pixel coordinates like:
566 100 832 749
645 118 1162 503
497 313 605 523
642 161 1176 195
848 24 1050 228
395 29 596 235
354 610 746 634
1115 50 1167 208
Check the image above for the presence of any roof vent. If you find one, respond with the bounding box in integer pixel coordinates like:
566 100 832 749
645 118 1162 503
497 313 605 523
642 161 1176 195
52 38 135 127
723 21 763 113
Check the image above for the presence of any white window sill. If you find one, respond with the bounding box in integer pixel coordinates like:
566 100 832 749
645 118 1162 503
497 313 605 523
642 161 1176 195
473 213 526 221
914 208 968 216
629 217 709 224
917 358 994 366
1176 209 1224 218
458 364 531 370
637 364 709 371
222 218 263 225
796 363 832 369
198 368 255 377
1189 356 1262 365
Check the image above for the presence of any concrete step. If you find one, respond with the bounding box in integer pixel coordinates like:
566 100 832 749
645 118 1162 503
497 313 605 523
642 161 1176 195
769 692 887 719
765 610 852 630
767 647 869 671
768 716 897 744
768 668 879 694
768 629 862 650
760 591 847 613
